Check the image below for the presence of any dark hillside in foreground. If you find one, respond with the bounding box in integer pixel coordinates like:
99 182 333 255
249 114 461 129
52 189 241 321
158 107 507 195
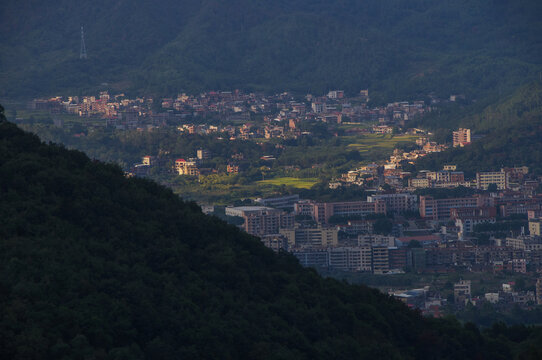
1 0 541 100
1 107 542 359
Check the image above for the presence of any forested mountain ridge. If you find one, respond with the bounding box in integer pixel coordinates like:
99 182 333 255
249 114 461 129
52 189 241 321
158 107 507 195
1 0 541 101
413 81 542 176
1 107 542 359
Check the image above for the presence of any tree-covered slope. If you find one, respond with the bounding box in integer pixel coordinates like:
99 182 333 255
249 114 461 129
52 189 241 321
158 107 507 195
1 107 542 359
414 81 542 176
1 0 541 100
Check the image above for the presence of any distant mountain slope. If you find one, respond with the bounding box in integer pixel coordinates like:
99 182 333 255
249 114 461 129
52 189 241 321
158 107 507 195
1 107 542 359
1 0 541 100
413 81 542 176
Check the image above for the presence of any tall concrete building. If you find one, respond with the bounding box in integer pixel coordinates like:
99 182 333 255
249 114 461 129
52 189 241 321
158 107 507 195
529 218 541 236
280 226 338 248
452 128 471 147
358 234 396 247
226 206 294 237
294 199 386 224
372 246 390 274
454 280 471 304
175 159 200 176
196 148 211 160
367 193 418 213
419 195 479 221
328 246 372 272
476 170 509 190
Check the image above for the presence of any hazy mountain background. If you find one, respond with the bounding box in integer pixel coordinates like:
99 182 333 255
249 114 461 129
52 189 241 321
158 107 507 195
1 0 541 101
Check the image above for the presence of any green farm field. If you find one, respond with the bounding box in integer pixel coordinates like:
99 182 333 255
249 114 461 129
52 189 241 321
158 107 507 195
346 134 418 152
257 177 318 189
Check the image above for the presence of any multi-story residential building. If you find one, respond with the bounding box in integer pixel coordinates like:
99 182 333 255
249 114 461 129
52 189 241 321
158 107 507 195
142 155 155 166
372 246 390 274
423 142 448 153
528 209 542 220
227 163 240 174
196 148 211 160
311 102 325 113
409 177 431 188
452 128 471 147
226 206 294 237
499 199 542 217
506 236 542 251
426 170 451 183
260 234 289 252
280 226 338 248
367 193 418 213
454 280 471 303
293 246 373 271
407 248 426 272
503 166 529 185
328 246 371 272
388 247 407 270
422 168 465 185
358 234 396 247
245 211 294 237
419 195 479 221
530 218 542 236
359 89 370 102
292 249 329 268
294 200 386 224
317 200 386 224
327 90 344 99
476 170 509 190
450 207 497 235
293 200 315 217
372 125 394 134
175 159 200 176
340 219 375 236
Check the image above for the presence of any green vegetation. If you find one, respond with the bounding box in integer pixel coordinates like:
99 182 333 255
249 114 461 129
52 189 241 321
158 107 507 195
457 304 542 327
257 177 318 189
1 1 541 101
346 134 418 152
4 106 542 358
17 119 413 203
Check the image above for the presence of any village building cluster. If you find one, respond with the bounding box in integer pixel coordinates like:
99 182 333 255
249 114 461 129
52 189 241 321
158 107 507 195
29 88 429 135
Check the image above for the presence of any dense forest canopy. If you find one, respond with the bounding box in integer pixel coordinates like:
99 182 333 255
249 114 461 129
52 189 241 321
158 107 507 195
0 0 541 100
2 107 542 358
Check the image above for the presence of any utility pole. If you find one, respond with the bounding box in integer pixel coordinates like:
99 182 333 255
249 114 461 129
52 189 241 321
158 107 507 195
80 26 87 59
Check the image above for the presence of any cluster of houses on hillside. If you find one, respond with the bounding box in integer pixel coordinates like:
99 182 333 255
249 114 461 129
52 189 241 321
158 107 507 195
28 89 432 135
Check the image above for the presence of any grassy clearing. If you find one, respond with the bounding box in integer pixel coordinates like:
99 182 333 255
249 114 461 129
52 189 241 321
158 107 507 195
346 134 418 152
257 177 318 189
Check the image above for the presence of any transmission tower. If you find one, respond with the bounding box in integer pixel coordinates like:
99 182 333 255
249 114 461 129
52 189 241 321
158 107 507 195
80 26 87 59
